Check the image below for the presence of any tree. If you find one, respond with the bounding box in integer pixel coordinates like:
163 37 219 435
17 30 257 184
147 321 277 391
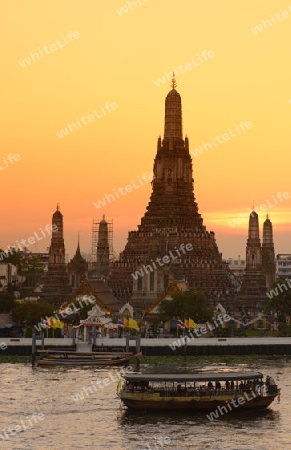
158 289 213 324
20 254 44 274
0 292 17 313
11 300 54 326
78 302 95 320
264 279 291 323
0 247 23 268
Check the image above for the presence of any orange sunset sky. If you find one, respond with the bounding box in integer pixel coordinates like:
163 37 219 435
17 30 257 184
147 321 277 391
1 0 291 261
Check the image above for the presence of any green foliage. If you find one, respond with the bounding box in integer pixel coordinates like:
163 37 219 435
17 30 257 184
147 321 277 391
278 323 291 337
0 248 23 268
61 296 97 321
11 300 54 325
24 326 33 338
264 279 291 323
78 302 95 320
158 289 213 323
19 254 44 275
0 292 17 313
0 248 44 275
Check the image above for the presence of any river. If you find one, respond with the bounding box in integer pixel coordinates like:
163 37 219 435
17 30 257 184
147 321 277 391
0 360 289 450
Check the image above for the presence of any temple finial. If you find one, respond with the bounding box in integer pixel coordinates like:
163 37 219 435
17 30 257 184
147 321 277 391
102 213 105 220
171 72 177 90
56 202 59 211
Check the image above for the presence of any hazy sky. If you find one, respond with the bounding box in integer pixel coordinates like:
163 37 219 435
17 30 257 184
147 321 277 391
1 0 291 261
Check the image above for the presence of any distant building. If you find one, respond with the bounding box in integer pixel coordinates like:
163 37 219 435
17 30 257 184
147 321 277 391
68 237 88 289
0 263 18 290
40 205 71 308
90 215 112 280
236 212 274 315
276 254 291 279
223 258 246 282
96 216 110 279
262 215 276 290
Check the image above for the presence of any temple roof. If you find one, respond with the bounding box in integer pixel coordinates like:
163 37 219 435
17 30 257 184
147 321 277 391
67 278 123 313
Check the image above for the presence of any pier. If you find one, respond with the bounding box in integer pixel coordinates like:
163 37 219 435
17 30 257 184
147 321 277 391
1 337 291 357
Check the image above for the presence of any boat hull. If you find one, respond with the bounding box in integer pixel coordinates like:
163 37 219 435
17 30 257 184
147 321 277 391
119 392 278 411
37 355 133 366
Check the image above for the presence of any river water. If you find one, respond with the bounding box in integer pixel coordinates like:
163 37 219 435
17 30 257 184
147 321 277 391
0 360 289 450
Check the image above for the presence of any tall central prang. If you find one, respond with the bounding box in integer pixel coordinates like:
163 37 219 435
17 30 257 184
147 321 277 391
109 77 235 313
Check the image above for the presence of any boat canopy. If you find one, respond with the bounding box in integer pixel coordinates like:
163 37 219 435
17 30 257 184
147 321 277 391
123 372 263 383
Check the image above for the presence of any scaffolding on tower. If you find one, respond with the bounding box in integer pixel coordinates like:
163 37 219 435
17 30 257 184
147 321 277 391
91 218 115 269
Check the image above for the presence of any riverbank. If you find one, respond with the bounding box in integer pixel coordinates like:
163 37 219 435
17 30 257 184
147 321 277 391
1 354 291 365
1 336 291 357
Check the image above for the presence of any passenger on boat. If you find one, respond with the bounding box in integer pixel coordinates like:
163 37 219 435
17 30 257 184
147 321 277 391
125 382 134 393
268 376 277 393
200 385 206 395
215 381 221 390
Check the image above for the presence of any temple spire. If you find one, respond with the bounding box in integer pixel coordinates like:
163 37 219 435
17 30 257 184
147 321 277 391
263 215 273 245
163 76 183 141
248 210 260 242
77 232 80 253
262 215 276 289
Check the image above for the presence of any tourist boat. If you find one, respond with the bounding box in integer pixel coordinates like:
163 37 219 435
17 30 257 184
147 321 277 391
36 349 140 367
117 371 280 412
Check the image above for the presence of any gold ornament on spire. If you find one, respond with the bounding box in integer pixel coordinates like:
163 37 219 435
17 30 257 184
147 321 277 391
171 72 177 89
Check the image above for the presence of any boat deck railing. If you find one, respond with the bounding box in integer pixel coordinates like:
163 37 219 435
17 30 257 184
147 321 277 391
128 385 278 397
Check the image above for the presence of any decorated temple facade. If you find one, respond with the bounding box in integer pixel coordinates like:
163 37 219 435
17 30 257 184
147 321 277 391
109 77 236 315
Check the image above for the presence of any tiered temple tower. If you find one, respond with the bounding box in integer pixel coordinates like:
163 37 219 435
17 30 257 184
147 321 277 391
96 215 110 279
68 235 88 289
262 215 276 290
41 205 71 308
109 78 235 313
236 211 268 314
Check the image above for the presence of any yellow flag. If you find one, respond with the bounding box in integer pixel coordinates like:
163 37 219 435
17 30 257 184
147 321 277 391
189 318 197 328
123 318 129 327
54 319 64 329
47 317 54 328
129 318 139 331
184 319 189 328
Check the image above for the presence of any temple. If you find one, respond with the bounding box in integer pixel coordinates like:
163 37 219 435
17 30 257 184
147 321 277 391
96 215 110 279
236 211 274 315
262 215 276 291
40 204 71 308
108 76 236 315
67 234 88 289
